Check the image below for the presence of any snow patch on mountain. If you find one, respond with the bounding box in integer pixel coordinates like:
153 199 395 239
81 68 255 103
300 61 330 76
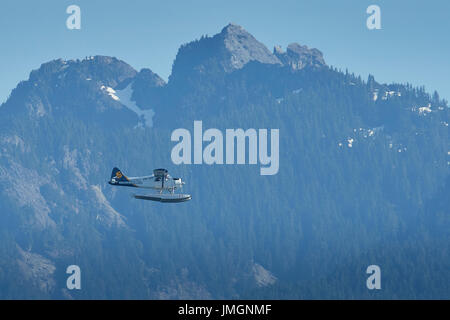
372 89 401 101
418 104 432 115
112 84 155 128
100 85 120 101
337 126 384 149
347 138 354 148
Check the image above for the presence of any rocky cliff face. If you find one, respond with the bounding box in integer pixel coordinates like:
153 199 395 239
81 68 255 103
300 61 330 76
274 43 326 70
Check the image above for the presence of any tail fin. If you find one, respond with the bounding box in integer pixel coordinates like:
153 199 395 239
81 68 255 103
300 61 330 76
110 167 128 182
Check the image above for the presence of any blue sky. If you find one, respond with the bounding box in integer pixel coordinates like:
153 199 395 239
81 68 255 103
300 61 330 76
0 0 449 103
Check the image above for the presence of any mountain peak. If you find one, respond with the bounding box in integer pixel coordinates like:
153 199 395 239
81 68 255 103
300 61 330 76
2 55 140 119
217 23 281 70
220 22 245 34
28 55 137 88
219 23 252 39
169 24 281 82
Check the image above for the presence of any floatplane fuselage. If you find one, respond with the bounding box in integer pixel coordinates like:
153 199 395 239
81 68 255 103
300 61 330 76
108 167 191 203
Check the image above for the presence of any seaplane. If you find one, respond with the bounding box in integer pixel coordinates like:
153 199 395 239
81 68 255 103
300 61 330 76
108 167 192 203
